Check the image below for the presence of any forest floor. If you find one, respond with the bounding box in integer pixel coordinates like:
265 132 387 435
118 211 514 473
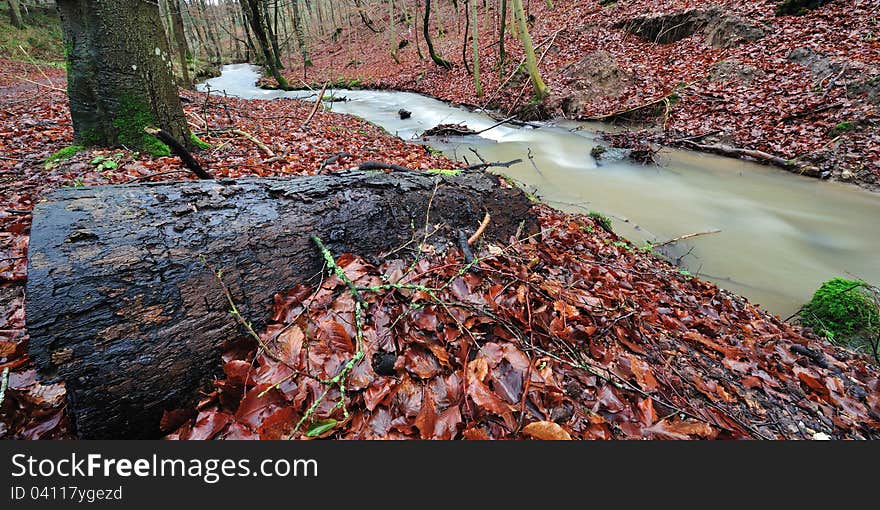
1 56 879 440
265 0 880 191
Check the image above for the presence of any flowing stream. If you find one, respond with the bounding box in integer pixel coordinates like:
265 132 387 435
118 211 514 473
199 64 880 317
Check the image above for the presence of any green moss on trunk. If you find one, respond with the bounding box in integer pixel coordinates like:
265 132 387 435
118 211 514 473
189 132 211 150
112 95 170 156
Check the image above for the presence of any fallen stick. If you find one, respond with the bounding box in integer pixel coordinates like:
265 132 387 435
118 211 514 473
231 129 276 157
468 212 491 246
680 141 821 177
300 82 328 130
653 229 721 248
465 159 523 170
144 126 213 180
475 115 519 135
585 94 670 121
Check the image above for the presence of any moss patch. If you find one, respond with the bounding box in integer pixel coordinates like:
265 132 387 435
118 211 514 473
426 168 461 176
112 95 170 156
588 211 613 232
830 121 855 137
190 132 211 150
800 278 879 347
44 145 84 169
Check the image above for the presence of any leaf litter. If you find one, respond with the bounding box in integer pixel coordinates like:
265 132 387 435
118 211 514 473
1 53 878 440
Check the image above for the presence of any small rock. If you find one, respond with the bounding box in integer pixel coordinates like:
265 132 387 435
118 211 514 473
398 109 412 120
840 170 854 181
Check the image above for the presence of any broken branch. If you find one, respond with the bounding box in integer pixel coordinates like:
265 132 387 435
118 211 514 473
231 129 276 158
143 126 213 180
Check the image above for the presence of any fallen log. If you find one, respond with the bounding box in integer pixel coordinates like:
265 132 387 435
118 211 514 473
26 169 537 438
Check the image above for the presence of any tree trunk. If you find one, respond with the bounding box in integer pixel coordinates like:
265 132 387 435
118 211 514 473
57 0 190 154
498 0 507 70
198 0 224 64
170 0 192 88
291 0 312 70
262 0 283 68
389 0 399 64
240 0 289 88
511 0 548 99
26 170 537 438
7 0 24 28
424 0 451 69
470 0 481 95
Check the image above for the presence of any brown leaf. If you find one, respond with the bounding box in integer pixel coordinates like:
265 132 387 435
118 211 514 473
188 411 232 440
317 320 354 353
522 421 572 440
414 386 437 439
257 407 297 440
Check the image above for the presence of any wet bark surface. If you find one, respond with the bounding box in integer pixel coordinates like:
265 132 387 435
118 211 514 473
57 0 189 147
26 170 536 438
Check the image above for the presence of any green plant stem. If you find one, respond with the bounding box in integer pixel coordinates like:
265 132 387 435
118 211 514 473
0 367 9 408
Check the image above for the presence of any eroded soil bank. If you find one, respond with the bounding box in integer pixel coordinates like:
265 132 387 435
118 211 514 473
264 0 880 191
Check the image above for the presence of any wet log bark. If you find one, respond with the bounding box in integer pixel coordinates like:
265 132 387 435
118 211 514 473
26 170 536 438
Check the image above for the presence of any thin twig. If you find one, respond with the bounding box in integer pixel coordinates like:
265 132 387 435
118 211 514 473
300 82 328 130
468 212 491 246
652 229 721 248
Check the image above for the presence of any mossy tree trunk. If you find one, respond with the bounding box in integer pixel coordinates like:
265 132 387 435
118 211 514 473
170 0 192 88
511 0 549 99
263 0 283 69
424 0 452 69
240 0 289 88
57 0 190 155
469 0 482 96
7 0 24 29
291 0 312 70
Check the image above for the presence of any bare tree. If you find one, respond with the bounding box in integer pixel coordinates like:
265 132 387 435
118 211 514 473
511 0 548 98
424 0 451 69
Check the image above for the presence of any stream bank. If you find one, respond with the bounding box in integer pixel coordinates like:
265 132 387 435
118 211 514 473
3 57 879 440
204 64 880 318
265 0 879 191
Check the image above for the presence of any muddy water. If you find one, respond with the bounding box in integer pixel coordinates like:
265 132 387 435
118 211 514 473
200 64 880 317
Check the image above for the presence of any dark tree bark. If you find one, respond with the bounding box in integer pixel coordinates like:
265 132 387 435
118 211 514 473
498 0 507 68
26 170 537 438
239 0 289 88
424 0 452 69
57 0 190 154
